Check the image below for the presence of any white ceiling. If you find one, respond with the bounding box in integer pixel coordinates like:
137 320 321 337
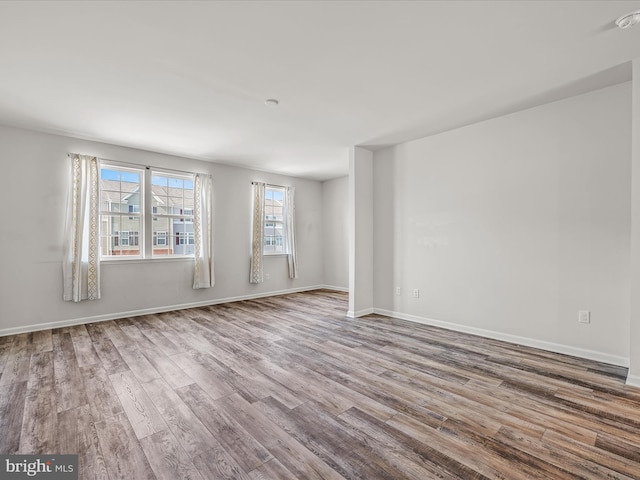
1 1 640 181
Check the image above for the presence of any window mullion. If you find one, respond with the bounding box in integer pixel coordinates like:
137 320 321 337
144 168 152 258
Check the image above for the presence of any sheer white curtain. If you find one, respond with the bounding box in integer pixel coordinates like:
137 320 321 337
193 173 214 289
63 154 101 302
250 182 265 284
285 186 298 279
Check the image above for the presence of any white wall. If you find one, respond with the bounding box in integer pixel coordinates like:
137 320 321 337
348 147 374 317
629 60 640 385
322 175 349 290
0 125 324 334
373 82 632 365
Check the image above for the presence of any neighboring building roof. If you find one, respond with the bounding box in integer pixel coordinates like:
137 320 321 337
100 180 194 211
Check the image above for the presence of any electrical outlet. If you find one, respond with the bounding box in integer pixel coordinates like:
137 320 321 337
412 289 420 298
578 310 590 324
265 273 270 281
395 287 401 296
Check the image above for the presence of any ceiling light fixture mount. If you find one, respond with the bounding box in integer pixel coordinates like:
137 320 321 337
264 98 279 106
615 10 640 29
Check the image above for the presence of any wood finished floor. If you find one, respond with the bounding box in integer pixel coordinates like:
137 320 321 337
1 290 640 479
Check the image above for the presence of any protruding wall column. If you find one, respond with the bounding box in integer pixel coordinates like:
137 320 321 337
348 146 374 317
628 58 640 387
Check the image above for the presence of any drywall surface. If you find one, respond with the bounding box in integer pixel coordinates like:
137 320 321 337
373 82 632 363
0 125 324 334
322 175 349 290
629 60 640 385
349 147 374 317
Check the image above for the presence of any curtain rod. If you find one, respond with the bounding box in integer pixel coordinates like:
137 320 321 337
252 181 288 188
68 153 207 177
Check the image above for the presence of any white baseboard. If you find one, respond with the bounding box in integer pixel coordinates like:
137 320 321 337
347 307 374 319
374 308 629 368
319 284 349 293
0 285 345 337
626 373 640 388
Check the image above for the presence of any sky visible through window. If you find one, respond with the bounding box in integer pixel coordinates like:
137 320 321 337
101 168 194 190
101 168 139 183
152 174 194 190
270 189 284 202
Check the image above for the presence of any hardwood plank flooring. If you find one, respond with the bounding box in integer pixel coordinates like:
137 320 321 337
1 290 640 479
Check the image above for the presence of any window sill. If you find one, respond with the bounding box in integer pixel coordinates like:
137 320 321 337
101 257 193 265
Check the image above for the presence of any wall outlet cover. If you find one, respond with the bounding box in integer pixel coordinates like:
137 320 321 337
578 310 590 324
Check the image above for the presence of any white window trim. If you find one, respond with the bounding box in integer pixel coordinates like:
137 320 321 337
263 184 288 256
148 170 195 258
100 161 196 261
99 163 144 260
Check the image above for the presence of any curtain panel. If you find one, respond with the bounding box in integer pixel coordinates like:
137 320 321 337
193 173 214 289
63 154 101 302
285 186 298 279
250 182 266 283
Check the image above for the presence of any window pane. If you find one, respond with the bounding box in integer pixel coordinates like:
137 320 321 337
150 171 195 258
168 177 183 189
263 186 287 255
99 165 197 260
152 175 168 209
155 204 169 215
184 190 194 209
101 190 117 212
168 196 184 213
152 217 172 256
100 215 141 257
172 221 195 256
151 172 194 218
100 165 144 260
152 175 168 187
101 168 120 181
123 192 140 210
265 204 274 217
121 171 140 184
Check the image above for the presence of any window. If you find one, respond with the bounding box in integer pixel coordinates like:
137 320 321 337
100 166 143 257
100 164 196 259
264 185 287 255
151 172 195 256
128 204 140 220
153 231 167 246
116 230 140 246
176 231 195 245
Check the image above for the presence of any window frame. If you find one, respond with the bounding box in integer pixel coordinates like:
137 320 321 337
263 184 288 256
99 164 144 259
150 170 195 258
99 161 196 262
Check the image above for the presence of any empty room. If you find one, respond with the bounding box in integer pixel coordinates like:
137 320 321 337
2 1 640 479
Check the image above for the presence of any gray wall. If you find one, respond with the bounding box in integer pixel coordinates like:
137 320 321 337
0 125 328 334
629 59 640 385
371 82 632 365
322 176 348 290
